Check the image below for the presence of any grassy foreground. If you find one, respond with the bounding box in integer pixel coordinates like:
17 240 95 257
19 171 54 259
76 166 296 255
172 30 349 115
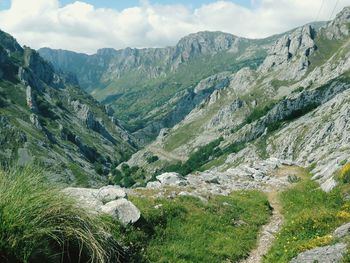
0 167 272 263
0 167 122 263
120 190 271 263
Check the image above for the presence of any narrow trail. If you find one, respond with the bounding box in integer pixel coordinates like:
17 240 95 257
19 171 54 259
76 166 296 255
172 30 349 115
148 145 186 162
240 166 306 263
240 191 283 263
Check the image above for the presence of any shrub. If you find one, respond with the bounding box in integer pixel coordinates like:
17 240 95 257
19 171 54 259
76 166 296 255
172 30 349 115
338 163 350 184
245 102 276 124
0 166 123 263
160 137 225 176
146 155 159 164
36 97 58 119
113 164 145 187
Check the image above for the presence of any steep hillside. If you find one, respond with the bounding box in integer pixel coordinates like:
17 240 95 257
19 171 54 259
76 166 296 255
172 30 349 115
124 7 350 191
39 32 278 142
0 30 136 186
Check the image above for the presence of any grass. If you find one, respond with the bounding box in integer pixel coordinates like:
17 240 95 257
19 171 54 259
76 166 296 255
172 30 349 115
123 191 271 263
263 175 349 262
0 166 122 263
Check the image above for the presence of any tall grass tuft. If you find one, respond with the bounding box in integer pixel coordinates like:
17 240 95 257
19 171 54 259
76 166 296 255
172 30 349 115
0 166 123 263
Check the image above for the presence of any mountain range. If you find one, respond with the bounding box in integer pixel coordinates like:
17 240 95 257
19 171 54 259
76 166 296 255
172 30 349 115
1 4 350 263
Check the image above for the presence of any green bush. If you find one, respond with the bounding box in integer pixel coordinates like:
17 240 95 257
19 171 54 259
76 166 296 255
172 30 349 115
36 97 58 119
160 137 224 175
112 164 146 187
146 155 159 164
245 102 276 124
0 166 122 263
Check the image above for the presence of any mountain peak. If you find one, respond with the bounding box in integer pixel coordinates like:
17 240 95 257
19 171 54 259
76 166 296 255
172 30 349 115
334 6 350 24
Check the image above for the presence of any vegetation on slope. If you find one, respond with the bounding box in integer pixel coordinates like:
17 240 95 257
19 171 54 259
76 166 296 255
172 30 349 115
0 167 122 263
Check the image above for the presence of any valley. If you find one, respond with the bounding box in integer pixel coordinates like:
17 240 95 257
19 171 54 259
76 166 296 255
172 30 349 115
1 4 350 263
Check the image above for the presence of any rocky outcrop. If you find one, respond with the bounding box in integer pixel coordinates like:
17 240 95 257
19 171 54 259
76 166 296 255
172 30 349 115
267 85 350 191
29 114 42 130
71 100 117 145
63 186 140 224
145 158 295 196
334 222 350 239
290 243 347 263
324 6 350 40
147 172 188 188
26 86 37 112
260 25 316 80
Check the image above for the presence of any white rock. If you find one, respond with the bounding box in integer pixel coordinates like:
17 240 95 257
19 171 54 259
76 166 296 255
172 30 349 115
63 187 102 212
321 177 338 193
97 185 126 203
334 222 350 239
146 181 162 189
156 172 188 186
101 198 141 225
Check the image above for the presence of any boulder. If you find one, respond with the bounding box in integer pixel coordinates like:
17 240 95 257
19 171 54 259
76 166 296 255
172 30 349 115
63 186 139 224
101 198 140 224
290 243 346 263
156 172 188 186
97 185 126 203
63 187 102 213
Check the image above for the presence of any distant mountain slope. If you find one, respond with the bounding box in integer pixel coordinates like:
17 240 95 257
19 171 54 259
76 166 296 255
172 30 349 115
39 32 279 142
124 7 350 191
0 30 136 186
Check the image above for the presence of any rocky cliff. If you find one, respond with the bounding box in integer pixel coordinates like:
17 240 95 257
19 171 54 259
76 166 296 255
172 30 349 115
0 30 136 186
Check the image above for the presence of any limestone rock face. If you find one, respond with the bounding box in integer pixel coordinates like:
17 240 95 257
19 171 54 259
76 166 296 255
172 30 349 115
290 243 347 263
334 222 350 239
71 100 99 130
26 86 37 112
260 25 316 80
63 186 140 224
324 6 350 40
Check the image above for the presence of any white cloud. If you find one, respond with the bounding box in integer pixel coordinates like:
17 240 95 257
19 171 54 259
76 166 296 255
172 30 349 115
0 0 349 54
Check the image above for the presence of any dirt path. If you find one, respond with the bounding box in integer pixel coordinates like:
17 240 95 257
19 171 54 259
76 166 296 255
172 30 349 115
240 191 283 263
148 145 186 162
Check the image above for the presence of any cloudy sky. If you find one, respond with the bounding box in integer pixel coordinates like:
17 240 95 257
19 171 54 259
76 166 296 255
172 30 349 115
0 0 349 54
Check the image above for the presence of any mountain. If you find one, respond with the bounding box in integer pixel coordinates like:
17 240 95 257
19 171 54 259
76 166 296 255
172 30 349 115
121 6 350 192
0 30 137 186
3 5 350 263
39 32 280 143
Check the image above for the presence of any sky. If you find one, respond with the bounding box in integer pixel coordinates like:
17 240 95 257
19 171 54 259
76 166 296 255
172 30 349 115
0 0 349 54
